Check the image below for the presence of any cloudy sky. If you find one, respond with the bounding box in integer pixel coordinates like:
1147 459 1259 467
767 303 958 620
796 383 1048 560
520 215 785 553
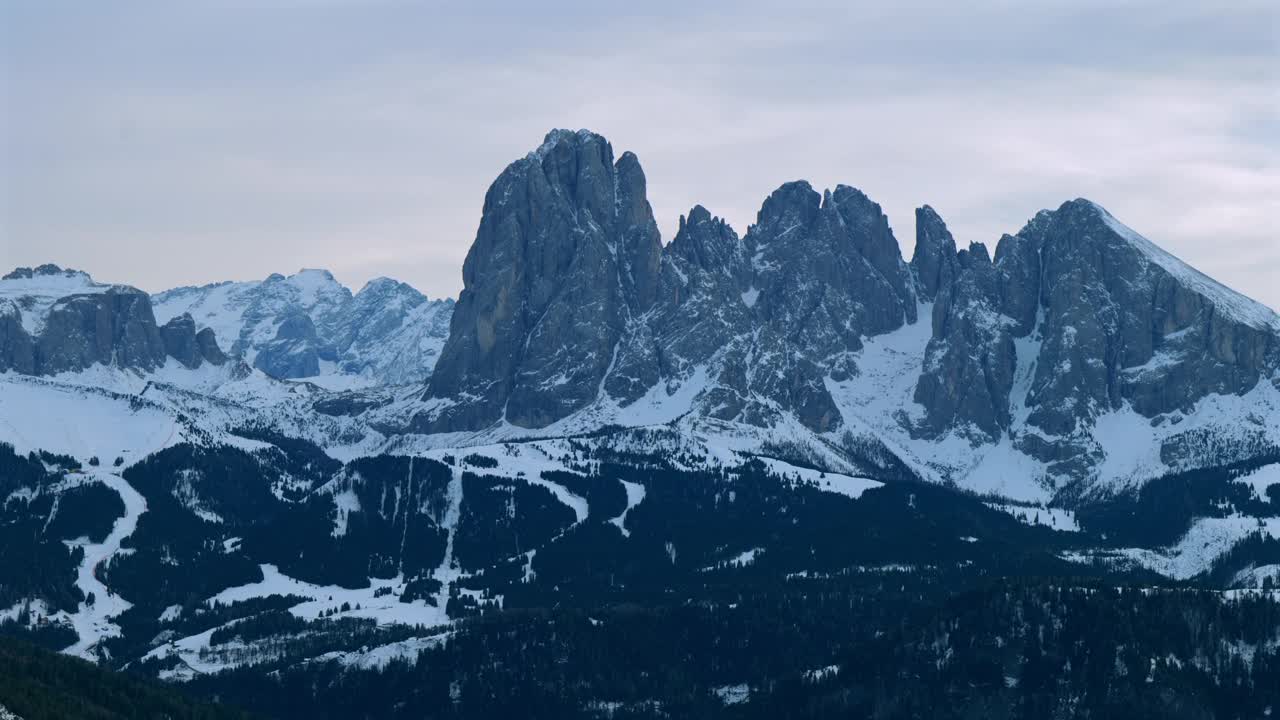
3 1 1278 310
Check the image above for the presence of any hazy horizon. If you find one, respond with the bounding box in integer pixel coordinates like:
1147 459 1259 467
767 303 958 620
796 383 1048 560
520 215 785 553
4 1 1277 310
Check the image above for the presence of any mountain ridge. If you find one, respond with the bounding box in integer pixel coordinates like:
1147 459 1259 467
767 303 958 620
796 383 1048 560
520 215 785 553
410 129 1279 496
2 128 1277 499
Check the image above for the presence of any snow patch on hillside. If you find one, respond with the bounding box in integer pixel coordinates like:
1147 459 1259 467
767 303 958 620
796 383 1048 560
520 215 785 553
713 684 751 705
1236 464 1280 504
824 306 1051 503
1064 516 1280 580
207 564 449 629
1090 378 1280 493
317 631 454 671
0 375 180 467
985 502 1079 532
756 457 882 500
1232 564 1280 589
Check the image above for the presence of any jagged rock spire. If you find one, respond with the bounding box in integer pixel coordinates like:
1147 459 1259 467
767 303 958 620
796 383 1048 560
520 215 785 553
423 130 663 431
911 205 959 302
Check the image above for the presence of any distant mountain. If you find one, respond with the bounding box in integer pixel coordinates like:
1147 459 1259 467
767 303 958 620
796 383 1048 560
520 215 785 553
5 131 1277 497
7 130 1276 496
0 264 227 376
151 269 453 387
1 263 453 393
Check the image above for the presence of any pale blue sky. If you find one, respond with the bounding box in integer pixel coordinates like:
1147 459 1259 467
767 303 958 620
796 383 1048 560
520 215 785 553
3 1 1278 309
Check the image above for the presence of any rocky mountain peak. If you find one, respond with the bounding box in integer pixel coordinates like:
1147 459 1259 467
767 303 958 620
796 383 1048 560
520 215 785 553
424 132 925 436
423 129 663 431
357 276 420 298
752 180 821 237
959 241 992 267
668 205 741 272
912 199 1279 480
911 205 959 302
160 313 227 369
3 264 91 281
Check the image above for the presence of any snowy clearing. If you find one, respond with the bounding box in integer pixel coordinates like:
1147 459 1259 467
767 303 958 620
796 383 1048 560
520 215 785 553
756 457 882 500
608 480 645 537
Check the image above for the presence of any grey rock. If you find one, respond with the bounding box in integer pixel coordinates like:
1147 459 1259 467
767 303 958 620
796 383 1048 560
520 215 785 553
159 313 228 368
423 129 662 431
0 301 35 373
427 131 924 435
992 231 1041 337
603 181 925 434
35 287 167 374
253 311 323 378
911 205 959 303
749 183 917 357
313 390 392 417
604 204 751 406
195 328 227 365
714 182 917 431
160 313 204 369
912 198 1279 475
914 240 1016 441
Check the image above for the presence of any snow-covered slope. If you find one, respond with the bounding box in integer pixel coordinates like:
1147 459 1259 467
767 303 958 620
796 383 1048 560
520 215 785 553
152 269 350 365
330 278 454 386
152 270 453 386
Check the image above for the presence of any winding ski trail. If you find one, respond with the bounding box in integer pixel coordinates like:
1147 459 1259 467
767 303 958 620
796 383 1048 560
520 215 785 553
62 471 148 660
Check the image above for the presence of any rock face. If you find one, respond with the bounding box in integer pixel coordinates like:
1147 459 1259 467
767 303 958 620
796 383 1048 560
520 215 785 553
253 311 325 378
603 204 752 412
423 129 662 430
911 199 1280 476
0 265 229 376
417 130 1279 488
153 269 453 384
727 183 917 430
0 301 35 374
160 313 204 369
910 205 959 302
195 328 227 366
914 242 1016 440
332 278 454 385
159 313 227 369
424 132 919 434
35 287 167 374
614 182 919 432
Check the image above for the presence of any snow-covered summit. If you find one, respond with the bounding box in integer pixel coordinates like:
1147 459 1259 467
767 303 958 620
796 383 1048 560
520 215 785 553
153 269 453 386
0 264 117 335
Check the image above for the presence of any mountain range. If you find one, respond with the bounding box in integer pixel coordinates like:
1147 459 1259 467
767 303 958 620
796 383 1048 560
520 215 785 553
7 129 1275 498
1 129 1278 718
